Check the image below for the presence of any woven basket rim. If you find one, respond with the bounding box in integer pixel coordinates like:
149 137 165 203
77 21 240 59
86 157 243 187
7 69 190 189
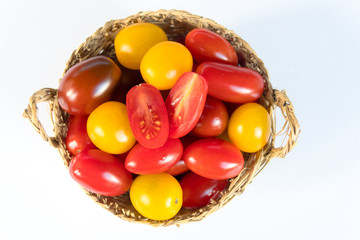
23 9 300 227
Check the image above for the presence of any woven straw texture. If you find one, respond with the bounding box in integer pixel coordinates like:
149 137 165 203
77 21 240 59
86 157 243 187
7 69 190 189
23 9 300 227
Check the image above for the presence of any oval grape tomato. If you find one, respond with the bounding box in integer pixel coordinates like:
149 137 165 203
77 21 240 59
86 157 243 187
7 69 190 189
114 23 168 70
69 149 133 196
183 138 244 180
228 103 271 153
58 56 121 115
140 41 193 90
185 28 238 65
87 101 136 154
125 138 183 175
130 173 183 220
196 62 264 103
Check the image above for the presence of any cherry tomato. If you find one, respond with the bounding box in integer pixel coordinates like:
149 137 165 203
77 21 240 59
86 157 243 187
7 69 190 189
228 103 271 153
180 172 228 209
191 96 229 138
185 28 238 65
58 56 121 115
126 84 169 149
165 135 197 176
196 62 264 103
165 72 208 138
65 115 96 155
130 173 183 220
87 101 136 154
114 23 168 70
183 138 244 180
140 41 193 90
69 149 133 196
125 138 183 174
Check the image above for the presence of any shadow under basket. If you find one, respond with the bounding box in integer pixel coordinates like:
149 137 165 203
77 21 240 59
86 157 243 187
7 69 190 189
23 9 300 227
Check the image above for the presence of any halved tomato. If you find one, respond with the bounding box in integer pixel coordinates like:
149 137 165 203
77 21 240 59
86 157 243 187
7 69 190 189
126 84 169 149
165 72 208 139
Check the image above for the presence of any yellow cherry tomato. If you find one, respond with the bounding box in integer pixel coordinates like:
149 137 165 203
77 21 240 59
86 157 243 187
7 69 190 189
130 173 183 221
228 103 271 153
140 41 193 90
87 101 136 154
114 23 168 70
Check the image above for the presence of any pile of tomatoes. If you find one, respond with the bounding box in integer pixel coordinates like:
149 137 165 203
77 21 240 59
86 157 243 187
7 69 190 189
58 23 271 221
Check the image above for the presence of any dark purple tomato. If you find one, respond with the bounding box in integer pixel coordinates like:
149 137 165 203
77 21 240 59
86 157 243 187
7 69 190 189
185 28 238 65
58 56 121 115
65 115 96 155
183 138 244 180
125 138 183 175
196 62 264 103
69 149 133 196
191 96 229 137
180 172 228 209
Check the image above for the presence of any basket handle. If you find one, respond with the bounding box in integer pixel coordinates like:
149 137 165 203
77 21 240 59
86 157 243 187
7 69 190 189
23 88 62 148
267 89 300 159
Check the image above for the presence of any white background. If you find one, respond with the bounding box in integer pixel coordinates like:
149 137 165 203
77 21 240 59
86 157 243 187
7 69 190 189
1 0 359 239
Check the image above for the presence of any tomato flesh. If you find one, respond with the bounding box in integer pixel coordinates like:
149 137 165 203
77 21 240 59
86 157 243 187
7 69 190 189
183 138 244 180
196 62 264 103
165 72 208 138
185 28 238 65
69 149 133 196
180 172 228 209
58 56 121 115
125 138 183 175
126 84 169 149
65 115 96 155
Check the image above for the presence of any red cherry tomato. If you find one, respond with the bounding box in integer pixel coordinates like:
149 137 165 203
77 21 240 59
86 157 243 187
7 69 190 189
126 84 169 149
196 62 264 103
65 115 96 155
183 138 244 180
165 72 208 138
165 135 198 176
69 149 133 196
185 28 238 65
180 172 228 209
125 138 183 175
191 96 229 137
58 56 121 115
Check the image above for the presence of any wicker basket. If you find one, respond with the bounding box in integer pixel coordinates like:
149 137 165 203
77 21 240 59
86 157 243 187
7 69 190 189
23 9 300 226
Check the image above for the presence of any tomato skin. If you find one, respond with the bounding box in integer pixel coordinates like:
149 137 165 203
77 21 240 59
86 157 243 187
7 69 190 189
196 62 264 103
183 138 244 180
114 23 168 70
58 56 121 115
87 101 136 154
69 149 133 196
165 72 208 139
125 138 183 175
130 173 183 220
191 96 229 138
140 41 193 90
185 28 238 65
65 115 96 155
228 103 271 153
180 172 228 209
126 84 169 149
